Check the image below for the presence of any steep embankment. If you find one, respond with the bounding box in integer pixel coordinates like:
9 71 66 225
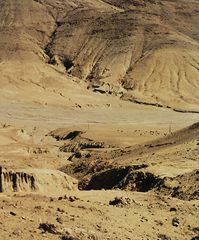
0 167 78 193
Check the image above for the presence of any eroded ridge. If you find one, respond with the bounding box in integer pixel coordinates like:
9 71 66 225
0 167 78 193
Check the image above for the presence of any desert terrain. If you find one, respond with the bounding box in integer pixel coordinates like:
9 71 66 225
0 0 199 240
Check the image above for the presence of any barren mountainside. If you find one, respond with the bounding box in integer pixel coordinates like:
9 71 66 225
0 0 199 111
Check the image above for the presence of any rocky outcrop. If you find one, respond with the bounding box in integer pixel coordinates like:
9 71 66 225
85 166 163 192
0 167 78 193
159 170 199 201
0 166 36 193
90 83 127 96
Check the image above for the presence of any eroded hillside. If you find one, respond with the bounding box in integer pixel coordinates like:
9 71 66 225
0 0 199 111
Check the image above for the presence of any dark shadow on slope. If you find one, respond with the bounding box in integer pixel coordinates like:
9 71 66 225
85 166 163 192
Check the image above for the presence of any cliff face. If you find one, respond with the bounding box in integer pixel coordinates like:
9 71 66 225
0 167 78 193
0 167 36 192
0 0 199 111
